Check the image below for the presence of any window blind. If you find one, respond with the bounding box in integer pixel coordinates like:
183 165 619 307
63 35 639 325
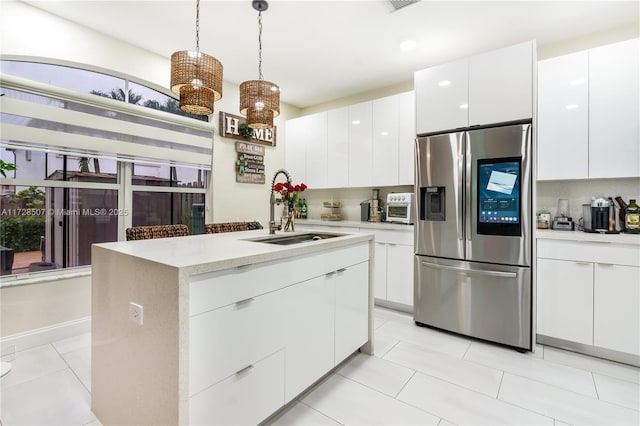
0 74 214 169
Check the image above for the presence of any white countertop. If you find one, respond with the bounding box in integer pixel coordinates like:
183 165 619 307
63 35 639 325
536 229 640 245
93 229 373 274
298 218 414 231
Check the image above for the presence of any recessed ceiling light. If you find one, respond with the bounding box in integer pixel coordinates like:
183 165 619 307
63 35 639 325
438 80 451 87
400 39 416 51
565 104 579 110
459 104 469 109
352 120 360 125
380 131 389 136
570 79 585 86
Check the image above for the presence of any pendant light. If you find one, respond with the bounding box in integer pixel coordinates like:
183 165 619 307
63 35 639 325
239 0 280 129
170 0 223 115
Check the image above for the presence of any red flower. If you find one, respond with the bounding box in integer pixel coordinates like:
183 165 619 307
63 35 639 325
273 181 307 205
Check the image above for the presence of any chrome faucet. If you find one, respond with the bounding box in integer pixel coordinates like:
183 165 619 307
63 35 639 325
269 168 292 234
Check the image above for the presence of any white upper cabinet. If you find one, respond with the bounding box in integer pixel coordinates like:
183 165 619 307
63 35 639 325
398 91 415 185
348 101 373 187
468 41 534 126
286 91 415 188
372 95 399 186
415 59 469 135
415 41 534 134
589 38 640 178
303 112 328 188
285 116 308 184
327 107 349 188
537 51 589 180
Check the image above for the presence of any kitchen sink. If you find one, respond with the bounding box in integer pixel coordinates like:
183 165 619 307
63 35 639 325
246 232 344 246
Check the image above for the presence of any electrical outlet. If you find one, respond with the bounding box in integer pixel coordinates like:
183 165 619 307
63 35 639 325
129 302 144 325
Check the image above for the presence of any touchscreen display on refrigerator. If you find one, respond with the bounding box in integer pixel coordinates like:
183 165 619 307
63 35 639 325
477 157 521 236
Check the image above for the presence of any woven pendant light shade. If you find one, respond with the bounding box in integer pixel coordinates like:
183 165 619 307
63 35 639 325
170 50 223 98
246 107 275 129
239 79 280 129
179 85 216 115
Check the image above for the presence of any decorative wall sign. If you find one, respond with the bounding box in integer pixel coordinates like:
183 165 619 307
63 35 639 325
220 112 276 147
236 141 265 184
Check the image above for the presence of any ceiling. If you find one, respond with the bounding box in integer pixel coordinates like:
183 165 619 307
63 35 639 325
23 0 639 109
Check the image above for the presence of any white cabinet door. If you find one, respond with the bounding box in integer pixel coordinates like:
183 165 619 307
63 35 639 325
415 58 468 134
372 95 399 186
398 91 415 185
536 258 593 345
303 112 328 188
189 349 285 426
469 41 534 126
348 101 373 187
335 261 370 364
327 107 349 188
386 244 414 306
594 263 640 355
589 38 640 178
537 51 589 180
285 116 307 184
282 274 335 402
374 242 387 300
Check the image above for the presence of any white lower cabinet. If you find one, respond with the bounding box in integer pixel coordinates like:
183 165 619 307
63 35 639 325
594 263 640 355
386 244 414 306
188 241 370 424
373 229 414 308
335 261 370 363
282 274 335 402
536 258 593 345
537 238 640 357
189 349 285 426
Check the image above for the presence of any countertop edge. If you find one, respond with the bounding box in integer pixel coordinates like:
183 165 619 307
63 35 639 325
535 229 640 245
297 219 413 231
93 231 374 275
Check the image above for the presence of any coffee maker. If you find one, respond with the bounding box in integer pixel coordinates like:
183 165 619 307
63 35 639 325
587 196 617 233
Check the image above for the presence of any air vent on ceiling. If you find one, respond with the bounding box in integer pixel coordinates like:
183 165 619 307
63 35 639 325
388 0 420 12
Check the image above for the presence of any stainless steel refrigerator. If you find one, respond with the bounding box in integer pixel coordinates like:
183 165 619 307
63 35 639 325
414 122 533 351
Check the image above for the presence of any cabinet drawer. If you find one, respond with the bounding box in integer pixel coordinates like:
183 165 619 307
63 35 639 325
189 349 285 425
189 291 284 396
537 239 640 267
189 241 370 315
372 229 413 246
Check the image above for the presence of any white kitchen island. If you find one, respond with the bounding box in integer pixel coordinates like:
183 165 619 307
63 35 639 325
91 230 374 426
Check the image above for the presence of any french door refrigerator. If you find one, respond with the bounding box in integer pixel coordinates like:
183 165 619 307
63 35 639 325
414 122 533 351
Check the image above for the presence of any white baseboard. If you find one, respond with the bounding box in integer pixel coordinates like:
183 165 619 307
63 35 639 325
1 317 91 356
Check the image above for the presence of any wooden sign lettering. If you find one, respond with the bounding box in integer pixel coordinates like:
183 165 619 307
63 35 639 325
220 112 276 147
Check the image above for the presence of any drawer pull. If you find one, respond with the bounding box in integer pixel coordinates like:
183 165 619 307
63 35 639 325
575 262 591 266
337 268 347 273
235 365 253 375
235 297 255 306
326 271 336 278
597 263 614 267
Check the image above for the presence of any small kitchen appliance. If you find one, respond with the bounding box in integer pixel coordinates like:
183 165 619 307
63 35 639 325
370 188 380 222
586 196 618 233
551 198 574 231
360 200 371 222
386 192 414 224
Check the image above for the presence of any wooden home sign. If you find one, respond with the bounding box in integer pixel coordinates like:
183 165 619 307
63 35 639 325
236 141 265 184
219 112 276 147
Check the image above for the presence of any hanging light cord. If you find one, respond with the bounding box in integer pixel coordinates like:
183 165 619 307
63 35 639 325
258 10 263 81
195 0 201 53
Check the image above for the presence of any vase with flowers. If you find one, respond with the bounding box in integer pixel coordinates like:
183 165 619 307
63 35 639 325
273 181 307 231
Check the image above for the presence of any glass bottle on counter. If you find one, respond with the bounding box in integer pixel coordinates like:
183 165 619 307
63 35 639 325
301 198 308 219
625 199 640 233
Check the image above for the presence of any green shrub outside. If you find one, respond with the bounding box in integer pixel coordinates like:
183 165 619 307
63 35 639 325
0 215 45 252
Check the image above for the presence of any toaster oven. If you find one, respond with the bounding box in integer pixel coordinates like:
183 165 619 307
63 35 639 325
386 193 414 224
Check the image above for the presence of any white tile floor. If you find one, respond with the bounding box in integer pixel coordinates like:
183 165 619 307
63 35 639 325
1 307 639 425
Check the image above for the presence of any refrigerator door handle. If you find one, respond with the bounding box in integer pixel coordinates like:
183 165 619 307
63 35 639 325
457 141 465 242
420 261 518 279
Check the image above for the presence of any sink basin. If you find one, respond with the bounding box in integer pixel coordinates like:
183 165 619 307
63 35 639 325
246 232 344 246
